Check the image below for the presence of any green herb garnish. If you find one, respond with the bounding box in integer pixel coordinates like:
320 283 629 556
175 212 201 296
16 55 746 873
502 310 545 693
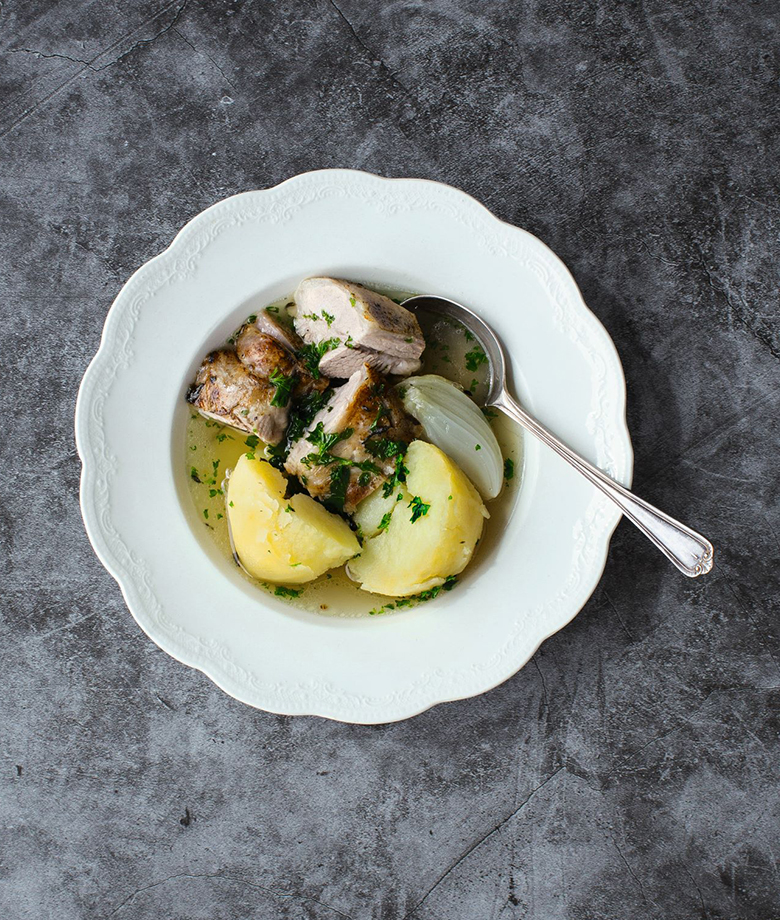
504 458 515 482
274 585 302 599
465 345 488 373
365 438 407 460
382 453 410 498
303 423 354 466
408 495 431 523
378 512 392 532
322 310 335 326
190 467 201 483
269 367 296 407
298 338 341 378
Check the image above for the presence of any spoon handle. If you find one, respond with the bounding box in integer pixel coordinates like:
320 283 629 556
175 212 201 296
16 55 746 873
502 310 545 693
494 391 714 577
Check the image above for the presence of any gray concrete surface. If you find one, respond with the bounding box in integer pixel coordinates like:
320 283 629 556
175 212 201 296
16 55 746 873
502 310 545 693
1 1 779 918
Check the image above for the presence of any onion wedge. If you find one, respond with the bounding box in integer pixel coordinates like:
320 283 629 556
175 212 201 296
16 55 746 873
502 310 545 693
398 375 503 499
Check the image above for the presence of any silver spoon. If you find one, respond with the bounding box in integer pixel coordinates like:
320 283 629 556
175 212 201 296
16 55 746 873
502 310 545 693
402 294 714 577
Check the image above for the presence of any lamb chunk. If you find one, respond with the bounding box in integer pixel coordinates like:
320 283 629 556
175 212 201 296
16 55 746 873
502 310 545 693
290 278 424 377
285 365 422 512
186 349 288 445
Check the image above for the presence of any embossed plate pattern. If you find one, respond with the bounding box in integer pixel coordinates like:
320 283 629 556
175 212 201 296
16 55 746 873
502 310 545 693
75 170 633 723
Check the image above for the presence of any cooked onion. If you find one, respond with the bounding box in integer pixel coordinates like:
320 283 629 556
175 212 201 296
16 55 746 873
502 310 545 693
398 375 503 499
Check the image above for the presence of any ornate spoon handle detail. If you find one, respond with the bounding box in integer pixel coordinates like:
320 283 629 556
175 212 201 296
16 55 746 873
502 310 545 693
494 391 714 577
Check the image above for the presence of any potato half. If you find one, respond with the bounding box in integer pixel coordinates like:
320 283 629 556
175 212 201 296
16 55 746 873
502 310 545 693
227 455 360 584
348 441 488 596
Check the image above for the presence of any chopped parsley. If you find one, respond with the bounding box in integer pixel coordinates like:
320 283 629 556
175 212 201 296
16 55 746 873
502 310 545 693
504 458 515 482
266 304 280 314
286 388 331 444
274 585 302 599
464 329 475 342
345 335 355 349
365 437 407 460
358 471 372 487
298 338 340 378
378 512 392 532
349 295 356 307
247 314 257 323
203 508 209 519
408 495 431 523
481 407 498 420
475 444 482 451
245 435 260 449
284 505 294 513
368 576 458 615
269 367 296 407
465 345 488 372
190 467 201 483
417 575 458 602
322 310 335 326
326 464 351 512
302 423 354 466
382 453 410 498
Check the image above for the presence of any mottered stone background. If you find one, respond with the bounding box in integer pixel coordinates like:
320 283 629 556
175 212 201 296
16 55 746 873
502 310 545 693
1 1 778 918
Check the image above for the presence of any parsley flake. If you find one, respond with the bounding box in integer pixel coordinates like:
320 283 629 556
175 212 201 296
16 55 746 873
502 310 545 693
408 495 431 523
465 345 488 372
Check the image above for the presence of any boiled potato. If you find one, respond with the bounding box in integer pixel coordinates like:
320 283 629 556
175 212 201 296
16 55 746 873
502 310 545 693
227 455 360 584
348 440 488 596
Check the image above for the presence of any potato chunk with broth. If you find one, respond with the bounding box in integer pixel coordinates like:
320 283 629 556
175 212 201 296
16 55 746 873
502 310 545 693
348 441 488 596
227 455 360 584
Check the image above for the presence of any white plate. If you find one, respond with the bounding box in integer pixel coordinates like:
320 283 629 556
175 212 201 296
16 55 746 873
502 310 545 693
75 170 632 724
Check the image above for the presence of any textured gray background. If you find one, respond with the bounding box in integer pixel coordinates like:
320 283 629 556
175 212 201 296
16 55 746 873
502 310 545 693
1 1 779 918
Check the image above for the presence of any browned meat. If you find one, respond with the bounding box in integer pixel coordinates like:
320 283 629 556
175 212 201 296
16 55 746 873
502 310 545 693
285 365 422 512
236 323 329 398
254 309 304 353
186 349 288 445
236 325 297 380
290 278 425 377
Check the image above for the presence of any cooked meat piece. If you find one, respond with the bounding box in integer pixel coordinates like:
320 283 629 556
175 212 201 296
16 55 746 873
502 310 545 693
254 309 304 353
186 349 288 445
237 322 329 398
290 278 425 377
236 324 297 380
285 365 422 512
318 344 421 379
